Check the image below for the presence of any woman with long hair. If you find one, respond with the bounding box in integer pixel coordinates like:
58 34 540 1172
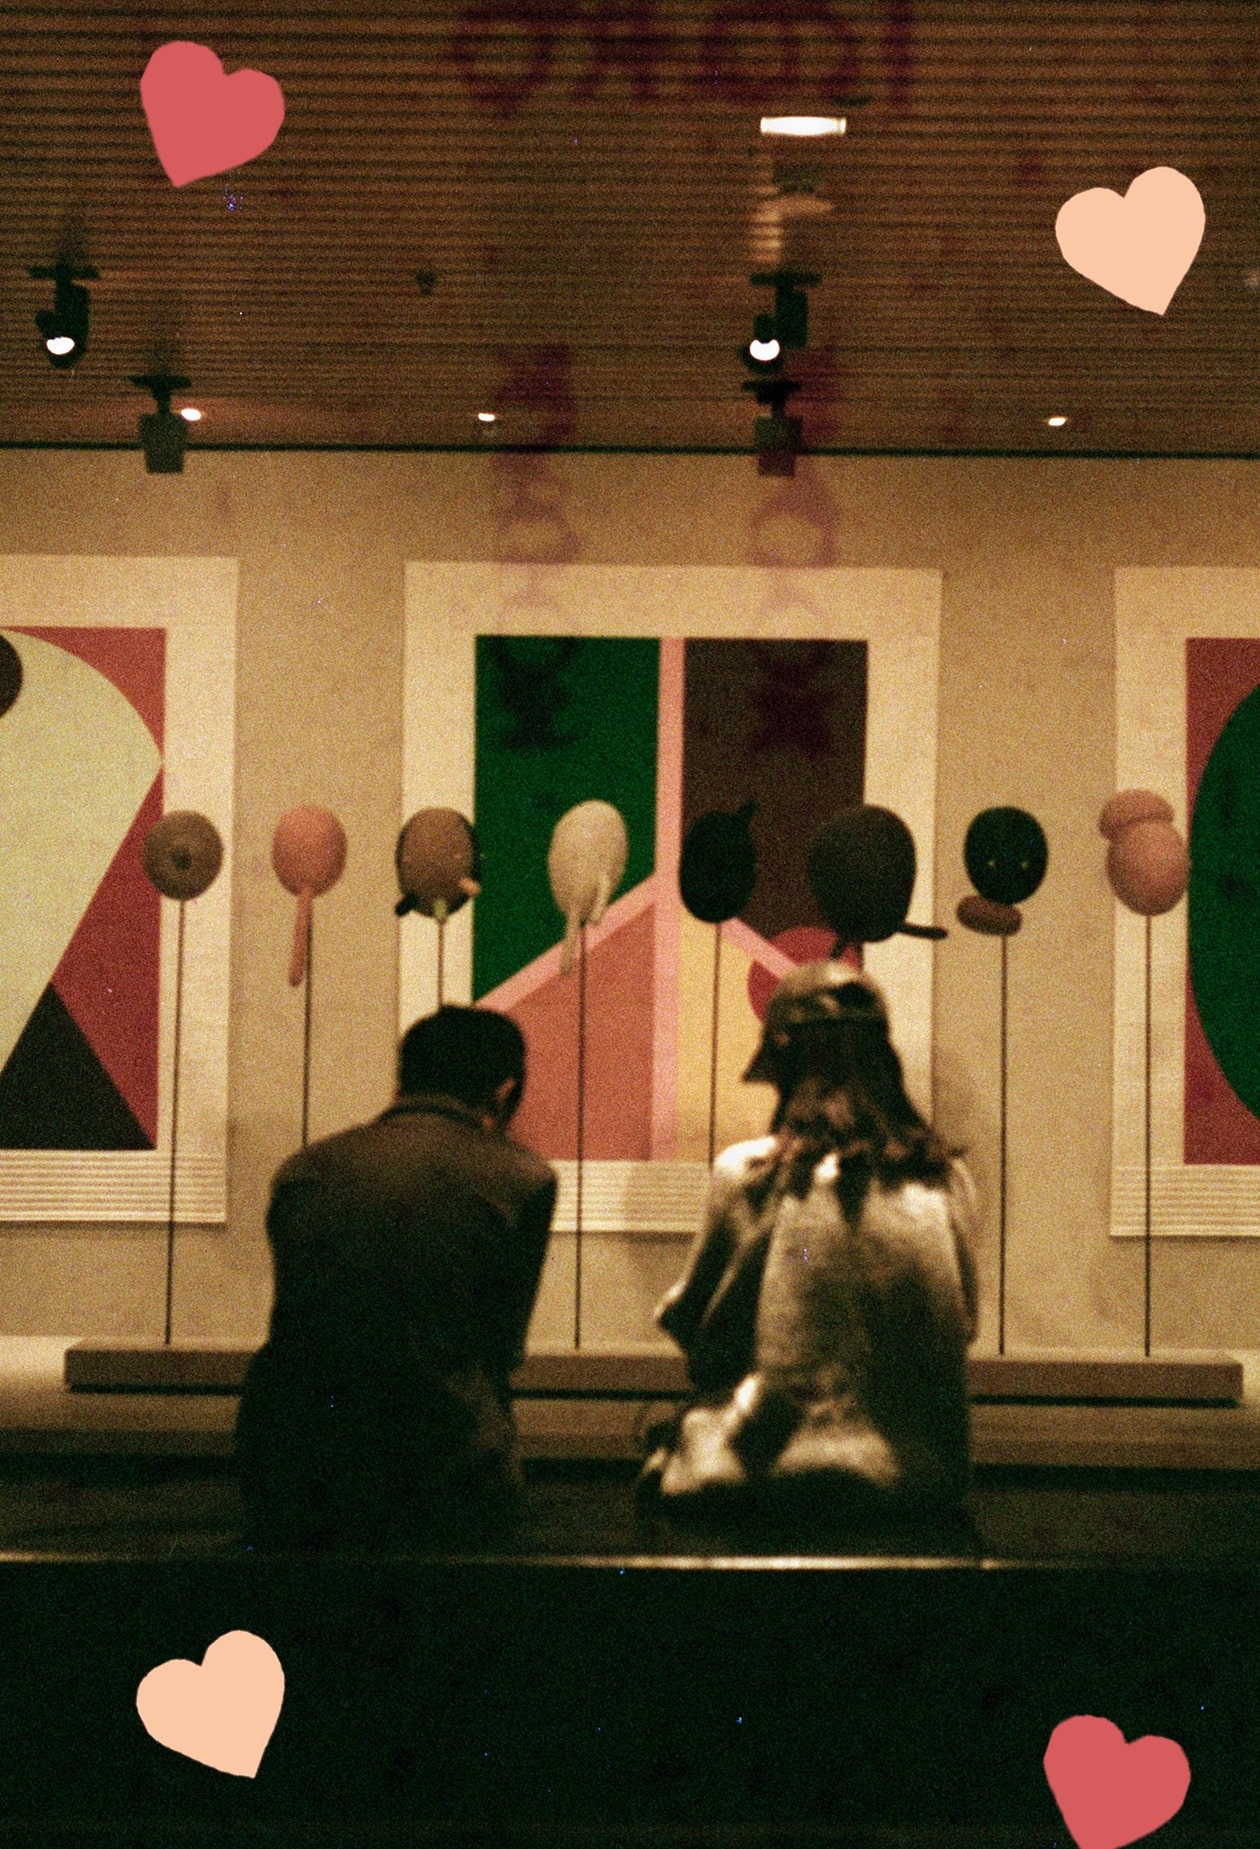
640 960 978 1518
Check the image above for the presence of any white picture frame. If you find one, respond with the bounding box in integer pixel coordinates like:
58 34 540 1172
0 556 236 1224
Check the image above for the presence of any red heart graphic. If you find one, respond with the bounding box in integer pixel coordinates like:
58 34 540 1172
1044 1715 1191 1849
141 41 284 188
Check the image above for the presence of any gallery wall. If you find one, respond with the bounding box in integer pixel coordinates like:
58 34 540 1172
0 446 1257 1355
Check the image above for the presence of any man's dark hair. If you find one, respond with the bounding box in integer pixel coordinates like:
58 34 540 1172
398 1005 526 1110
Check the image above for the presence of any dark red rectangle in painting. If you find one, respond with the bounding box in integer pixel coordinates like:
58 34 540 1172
1185 638 1260 1163
682 640 867 945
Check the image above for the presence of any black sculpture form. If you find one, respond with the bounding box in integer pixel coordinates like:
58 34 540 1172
679 802 758 1164
956 806 1049 1354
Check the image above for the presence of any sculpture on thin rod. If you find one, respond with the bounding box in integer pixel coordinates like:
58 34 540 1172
141 810 224 1347
1100 789 1189 1357
548 799 628 1349
955 806 1049 1354
395 808 481 1007
273 805 347 1148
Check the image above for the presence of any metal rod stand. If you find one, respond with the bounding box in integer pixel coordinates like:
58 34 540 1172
301 906 314 1149
999 931 1008 1356
575 922 587 1350
163 900 187 1348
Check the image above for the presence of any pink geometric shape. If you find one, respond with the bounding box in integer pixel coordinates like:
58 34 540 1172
651 637 685 1157
508 904 655 1161
746 925 856 1021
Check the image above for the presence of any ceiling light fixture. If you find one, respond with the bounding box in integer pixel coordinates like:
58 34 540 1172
131 374 193 473
760 115 845 137
477 411 497 423
1046 414 1069 427
742 311 786 376
179 407 203 423
30 262 98 370
750 269 819 350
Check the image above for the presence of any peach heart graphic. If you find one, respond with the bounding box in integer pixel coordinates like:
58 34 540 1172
141 41 285 187
136 1630 284 1778
1043 1714 1191 1849
1055 166 1204 314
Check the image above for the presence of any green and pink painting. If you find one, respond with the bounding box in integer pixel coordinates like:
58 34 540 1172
471 635 866 1162
0 627 164 1149
1187 639 1260 1159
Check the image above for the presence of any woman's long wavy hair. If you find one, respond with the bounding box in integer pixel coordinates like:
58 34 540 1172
750 1003 958 1223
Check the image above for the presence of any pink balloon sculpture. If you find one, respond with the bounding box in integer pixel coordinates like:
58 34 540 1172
1100 790 1188 916
272 805 347 985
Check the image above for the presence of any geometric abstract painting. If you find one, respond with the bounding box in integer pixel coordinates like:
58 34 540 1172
403 563 941 1233
1184 637 1260 1166
0 555 236 1223
1113 568 1260 1238
0 627 163 1148
472 635 868 1165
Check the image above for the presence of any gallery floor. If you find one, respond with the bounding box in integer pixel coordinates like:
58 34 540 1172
1 1451 1260 1564
0 1344 1258 1846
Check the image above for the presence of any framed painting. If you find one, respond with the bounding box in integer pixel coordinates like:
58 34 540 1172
1113 567 1260 1237
0 556 236 1223
403 564 942 1238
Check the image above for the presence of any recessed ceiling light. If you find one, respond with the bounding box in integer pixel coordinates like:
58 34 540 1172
179 407 203 422
45 335 76 357
749 337 781 362
760 115 845 137
1046 414 1069 427
477 411 497 423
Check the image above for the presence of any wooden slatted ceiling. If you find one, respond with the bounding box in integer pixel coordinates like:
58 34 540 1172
0 3 1259 452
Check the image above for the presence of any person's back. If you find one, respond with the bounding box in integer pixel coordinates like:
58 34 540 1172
236 1007 556 1549
640 963 977 1519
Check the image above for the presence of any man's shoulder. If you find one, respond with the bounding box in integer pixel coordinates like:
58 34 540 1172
271 1109 556 1203
270 1120 381 1190
494 1131 558 1199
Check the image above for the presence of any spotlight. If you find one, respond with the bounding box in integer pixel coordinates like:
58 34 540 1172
131 374 192 473
30 262 98 370
742 312 783 374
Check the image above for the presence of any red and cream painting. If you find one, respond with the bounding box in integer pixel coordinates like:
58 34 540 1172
0 558 236 1223
0 626 164 1149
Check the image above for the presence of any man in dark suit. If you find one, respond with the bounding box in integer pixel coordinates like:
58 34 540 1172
235 1005 557 1549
